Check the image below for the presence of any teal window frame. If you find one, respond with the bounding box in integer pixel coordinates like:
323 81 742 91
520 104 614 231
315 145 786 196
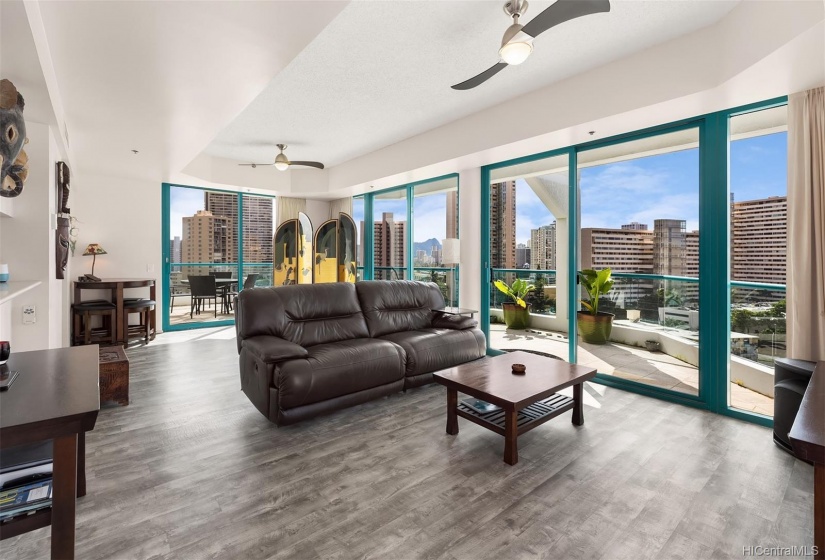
161 182 276 332
480 96 787 427
357 173 460 287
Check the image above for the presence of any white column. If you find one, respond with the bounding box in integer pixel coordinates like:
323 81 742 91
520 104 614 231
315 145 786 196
458 167 481 313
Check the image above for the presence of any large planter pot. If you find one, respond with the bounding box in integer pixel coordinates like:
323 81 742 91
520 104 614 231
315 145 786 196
502 302 531 330
577 311 614 344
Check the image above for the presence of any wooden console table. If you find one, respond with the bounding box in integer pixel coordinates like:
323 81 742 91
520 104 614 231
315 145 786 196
0 346 100 559
789 360 824 559
74 278 156 344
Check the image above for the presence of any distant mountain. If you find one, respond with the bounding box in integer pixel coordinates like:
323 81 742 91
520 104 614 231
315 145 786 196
414 238 442 255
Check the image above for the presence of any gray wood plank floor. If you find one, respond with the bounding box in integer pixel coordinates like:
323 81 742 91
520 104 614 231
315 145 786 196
1 329 814 559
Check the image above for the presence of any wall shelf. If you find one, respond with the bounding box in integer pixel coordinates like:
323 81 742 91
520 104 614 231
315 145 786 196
0 282 42 305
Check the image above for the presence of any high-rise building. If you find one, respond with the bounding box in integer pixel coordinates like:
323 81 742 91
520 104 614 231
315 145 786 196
373 212 407 275
490 181 516 269
431 244 442 266
516 243 531 269
204 192 273 264
530 222 557 270
581 227 654 305
581 228 654 273
170 236 181 271
653 219 686 276
731 196 786 284
685 231 699 279
180 210 235 278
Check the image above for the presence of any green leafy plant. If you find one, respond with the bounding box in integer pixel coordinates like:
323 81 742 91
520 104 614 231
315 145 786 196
494 278 535 308
578 268 615 316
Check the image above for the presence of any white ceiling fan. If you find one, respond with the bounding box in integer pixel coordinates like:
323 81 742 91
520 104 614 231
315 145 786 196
238 144 325 170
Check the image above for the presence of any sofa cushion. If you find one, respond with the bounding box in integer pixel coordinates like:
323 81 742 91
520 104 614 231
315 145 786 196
380 328 486 378
236 283 369 347
355 280 445 338
275 338 405 410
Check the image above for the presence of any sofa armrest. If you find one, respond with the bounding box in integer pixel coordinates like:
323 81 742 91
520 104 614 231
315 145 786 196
242 335 308 363
432 314 478 330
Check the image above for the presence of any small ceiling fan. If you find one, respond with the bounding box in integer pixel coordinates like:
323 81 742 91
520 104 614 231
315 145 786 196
452 0 610 90
238 144 325 170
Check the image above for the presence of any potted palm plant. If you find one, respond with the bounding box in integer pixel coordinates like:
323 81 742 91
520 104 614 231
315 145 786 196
494 278 535 329
577 268 615 344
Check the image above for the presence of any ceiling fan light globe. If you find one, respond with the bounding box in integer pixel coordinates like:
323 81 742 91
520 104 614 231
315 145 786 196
499 40 533 65
274 152 290 171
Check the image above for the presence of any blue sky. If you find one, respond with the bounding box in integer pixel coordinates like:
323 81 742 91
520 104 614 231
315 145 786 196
514 132 786 245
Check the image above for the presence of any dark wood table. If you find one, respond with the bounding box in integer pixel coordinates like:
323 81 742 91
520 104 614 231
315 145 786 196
789 360 824 559
74 278 156 344
435 307 478 318
433 351 597 465
0 346 100 559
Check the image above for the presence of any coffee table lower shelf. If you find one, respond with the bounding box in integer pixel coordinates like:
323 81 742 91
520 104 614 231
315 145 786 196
457 393 574 437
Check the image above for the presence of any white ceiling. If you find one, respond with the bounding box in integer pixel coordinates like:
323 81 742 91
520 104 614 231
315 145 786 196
34 0 349 181
204 0 740 169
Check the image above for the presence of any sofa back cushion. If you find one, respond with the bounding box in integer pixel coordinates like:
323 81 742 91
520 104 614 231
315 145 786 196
236 283 369 347
355 280 445 338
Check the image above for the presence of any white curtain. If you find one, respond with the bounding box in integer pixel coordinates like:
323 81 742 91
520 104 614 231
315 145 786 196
787 86 825 361
277 197 306 224
328 197 353 220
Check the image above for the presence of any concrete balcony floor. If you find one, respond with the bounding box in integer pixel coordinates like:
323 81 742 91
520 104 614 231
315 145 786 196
488 323 773 416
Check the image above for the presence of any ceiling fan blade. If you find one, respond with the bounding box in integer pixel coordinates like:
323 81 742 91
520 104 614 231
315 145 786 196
451 62 508 90
290 161 325 170
238 163 275 167
521 0 610 39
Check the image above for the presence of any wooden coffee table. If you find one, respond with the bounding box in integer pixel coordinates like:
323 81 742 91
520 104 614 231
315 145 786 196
433 351 597 465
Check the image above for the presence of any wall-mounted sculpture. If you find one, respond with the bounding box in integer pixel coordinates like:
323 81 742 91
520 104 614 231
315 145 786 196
56 161 71 214
273 212 313 285
313 212 357 284
0 79 29 198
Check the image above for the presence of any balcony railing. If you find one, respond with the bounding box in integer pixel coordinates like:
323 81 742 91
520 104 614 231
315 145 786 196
490 269 785 366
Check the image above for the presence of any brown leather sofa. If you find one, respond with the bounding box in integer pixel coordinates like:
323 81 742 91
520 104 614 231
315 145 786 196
235 280 486 425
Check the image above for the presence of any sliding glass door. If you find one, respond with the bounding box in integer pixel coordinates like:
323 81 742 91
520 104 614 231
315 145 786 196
482 150 574 362
576 127 701 398
162 184 275 331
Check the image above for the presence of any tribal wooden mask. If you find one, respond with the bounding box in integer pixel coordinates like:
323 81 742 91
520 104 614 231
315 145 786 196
0 79 28 198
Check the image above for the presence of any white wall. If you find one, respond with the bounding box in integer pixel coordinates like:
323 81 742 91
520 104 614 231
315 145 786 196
0 121 70 350
304 199 331 231
458 168 481 313
67 174 162 308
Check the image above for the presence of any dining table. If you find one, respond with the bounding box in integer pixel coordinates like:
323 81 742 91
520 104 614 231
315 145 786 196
73 278 156 344
179 278 239 314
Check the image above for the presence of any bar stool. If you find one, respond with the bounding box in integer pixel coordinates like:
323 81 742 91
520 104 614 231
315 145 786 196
72 300 117 346
123 299 156 345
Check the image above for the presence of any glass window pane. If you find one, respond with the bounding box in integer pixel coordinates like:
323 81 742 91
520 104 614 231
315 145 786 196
241 194 275 288
373 189 408 280
728 105 787 417
169 187 239 326
577 128 700 396
487 153 570 359
413 176 459 306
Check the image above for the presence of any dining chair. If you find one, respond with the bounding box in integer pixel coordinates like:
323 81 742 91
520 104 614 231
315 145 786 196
188 275 218 318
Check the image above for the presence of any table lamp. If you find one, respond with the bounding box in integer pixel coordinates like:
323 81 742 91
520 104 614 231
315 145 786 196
441 238 460 307
82 243 107 282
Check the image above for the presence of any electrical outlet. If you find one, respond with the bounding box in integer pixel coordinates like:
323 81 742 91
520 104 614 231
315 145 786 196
22 305 36 325
147 264 155 273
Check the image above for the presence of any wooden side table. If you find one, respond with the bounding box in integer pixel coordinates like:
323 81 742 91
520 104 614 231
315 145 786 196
0 346 99 559
99 346 129 406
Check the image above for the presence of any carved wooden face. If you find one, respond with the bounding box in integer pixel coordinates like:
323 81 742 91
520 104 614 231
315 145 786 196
0 79 27 198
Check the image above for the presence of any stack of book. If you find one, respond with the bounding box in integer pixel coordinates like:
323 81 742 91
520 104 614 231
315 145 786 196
0 441 53 522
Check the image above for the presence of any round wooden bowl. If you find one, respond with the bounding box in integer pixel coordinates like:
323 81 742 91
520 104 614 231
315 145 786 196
511 363 526 375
